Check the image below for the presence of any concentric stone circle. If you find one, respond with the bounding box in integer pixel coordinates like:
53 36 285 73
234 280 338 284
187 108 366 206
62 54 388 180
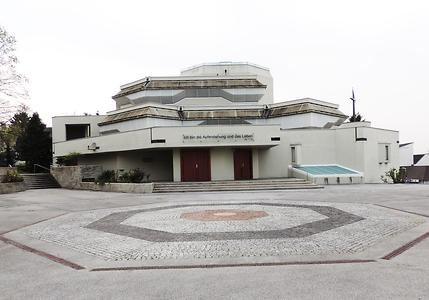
181 209 269 221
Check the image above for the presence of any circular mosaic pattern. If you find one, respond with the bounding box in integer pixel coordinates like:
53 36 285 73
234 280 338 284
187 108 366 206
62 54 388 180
181 209 268 221
17 201 426 261
121 204 325 233
84 203 364 242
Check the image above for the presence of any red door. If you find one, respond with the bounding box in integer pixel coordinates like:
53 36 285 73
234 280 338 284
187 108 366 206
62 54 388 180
234 149 253 180
181 149 211 182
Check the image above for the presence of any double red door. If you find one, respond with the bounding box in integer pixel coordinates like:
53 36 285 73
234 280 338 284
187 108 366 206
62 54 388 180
181 149 211 182
234 149 253 180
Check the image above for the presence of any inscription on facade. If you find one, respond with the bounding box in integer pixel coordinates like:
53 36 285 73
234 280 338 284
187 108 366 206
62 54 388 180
182 133 254 143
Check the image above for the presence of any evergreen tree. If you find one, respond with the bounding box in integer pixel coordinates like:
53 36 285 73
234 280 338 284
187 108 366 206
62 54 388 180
0 108 30 166
10 109 30 135
15 113 52 171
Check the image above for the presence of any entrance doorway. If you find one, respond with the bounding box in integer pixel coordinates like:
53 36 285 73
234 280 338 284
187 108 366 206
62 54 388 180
181 149 211 182
234 149 253 180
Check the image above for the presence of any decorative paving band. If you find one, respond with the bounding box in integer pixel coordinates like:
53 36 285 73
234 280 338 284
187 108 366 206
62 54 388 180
0 213 68 235
0 235 85 270
2 231 428 270
90 259 377 272
381 231 429 260
373 204 429 218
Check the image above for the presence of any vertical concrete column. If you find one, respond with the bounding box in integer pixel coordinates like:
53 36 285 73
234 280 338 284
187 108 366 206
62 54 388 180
252 148 259 179
115 152 120 171
172 148 181 182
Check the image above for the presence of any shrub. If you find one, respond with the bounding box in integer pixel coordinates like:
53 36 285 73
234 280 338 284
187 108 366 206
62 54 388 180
381 168 405 184
95 169 150 185
2 170 24 183
118 168 146 183
95 170 116 185
56 152 80 166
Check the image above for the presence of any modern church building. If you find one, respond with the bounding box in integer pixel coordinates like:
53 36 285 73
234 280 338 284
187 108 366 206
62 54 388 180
52 62 399 184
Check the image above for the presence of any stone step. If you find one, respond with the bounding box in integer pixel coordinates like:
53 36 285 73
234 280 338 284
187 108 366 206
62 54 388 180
21 173 61 189
26 185 60 189
23 179 56 182
156 178 305 185
154 180 308 188
153 186 321 193
153 184 319 190
152 179 321 193
26 186 61 190
153 183 316 190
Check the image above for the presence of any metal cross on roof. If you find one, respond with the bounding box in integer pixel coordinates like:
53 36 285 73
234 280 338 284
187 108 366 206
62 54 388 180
350 89 356 120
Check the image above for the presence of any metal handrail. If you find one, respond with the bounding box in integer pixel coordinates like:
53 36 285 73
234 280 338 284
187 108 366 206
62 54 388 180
33 164 50 173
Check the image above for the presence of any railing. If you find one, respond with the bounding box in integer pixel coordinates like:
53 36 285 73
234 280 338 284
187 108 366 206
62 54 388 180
33 164 50 174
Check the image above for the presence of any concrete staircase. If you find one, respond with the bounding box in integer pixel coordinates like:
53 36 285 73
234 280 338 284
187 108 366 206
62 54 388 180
21 173 61 189
152 178 321 193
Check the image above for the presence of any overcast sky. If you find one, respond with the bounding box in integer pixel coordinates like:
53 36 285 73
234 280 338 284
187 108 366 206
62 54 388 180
2 0 428 152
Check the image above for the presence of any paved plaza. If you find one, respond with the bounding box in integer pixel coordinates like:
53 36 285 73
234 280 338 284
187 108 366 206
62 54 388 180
0 184 429 299
13 201 424 264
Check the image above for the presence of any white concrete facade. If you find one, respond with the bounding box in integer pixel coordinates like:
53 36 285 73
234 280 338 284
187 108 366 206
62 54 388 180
399 143 414 167
52 62 400 184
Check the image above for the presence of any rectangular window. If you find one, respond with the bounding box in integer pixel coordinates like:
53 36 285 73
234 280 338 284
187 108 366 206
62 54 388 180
66 124 90 140
385 145 389 161
291 146 296 163
378 143 391 163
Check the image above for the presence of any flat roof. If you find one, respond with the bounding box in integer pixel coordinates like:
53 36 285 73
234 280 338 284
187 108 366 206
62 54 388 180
181 61 270 73
273 98 339 109
113 78 266 99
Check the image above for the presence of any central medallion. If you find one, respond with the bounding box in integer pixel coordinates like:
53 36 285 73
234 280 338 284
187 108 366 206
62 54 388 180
181 209 269 221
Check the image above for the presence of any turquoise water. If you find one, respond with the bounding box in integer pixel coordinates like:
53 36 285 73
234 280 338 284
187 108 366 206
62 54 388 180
295 165 359 175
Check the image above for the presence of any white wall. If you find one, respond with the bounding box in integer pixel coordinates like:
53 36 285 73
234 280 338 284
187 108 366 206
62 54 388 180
285 129 337 165
256 123 399 183
361 127 399 183
334 127 365 173
99 117 200 134
258 145 289 179
175 97 236 107
52 115 105 143
399 143 414 166
210 148 234 180
78 150 173 182
181 63 273 104
249 113 343 130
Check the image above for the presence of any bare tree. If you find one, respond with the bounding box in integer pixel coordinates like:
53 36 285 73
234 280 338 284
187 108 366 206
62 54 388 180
0 26 28 122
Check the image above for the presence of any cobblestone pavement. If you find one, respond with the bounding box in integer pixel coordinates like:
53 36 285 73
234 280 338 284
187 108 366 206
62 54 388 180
18 200 425 262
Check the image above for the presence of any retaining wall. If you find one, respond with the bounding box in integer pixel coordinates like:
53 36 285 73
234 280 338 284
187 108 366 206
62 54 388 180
51 166 153 193
0 182 26 194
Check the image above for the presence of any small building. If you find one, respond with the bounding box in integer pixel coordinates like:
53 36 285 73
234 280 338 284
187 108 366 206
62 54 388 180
414 153 429 167
52 62 399 183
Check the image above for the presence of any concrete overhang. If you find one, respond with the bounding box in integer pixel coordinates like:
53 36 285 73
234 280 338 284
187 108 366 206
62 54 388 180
53 125 281 157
